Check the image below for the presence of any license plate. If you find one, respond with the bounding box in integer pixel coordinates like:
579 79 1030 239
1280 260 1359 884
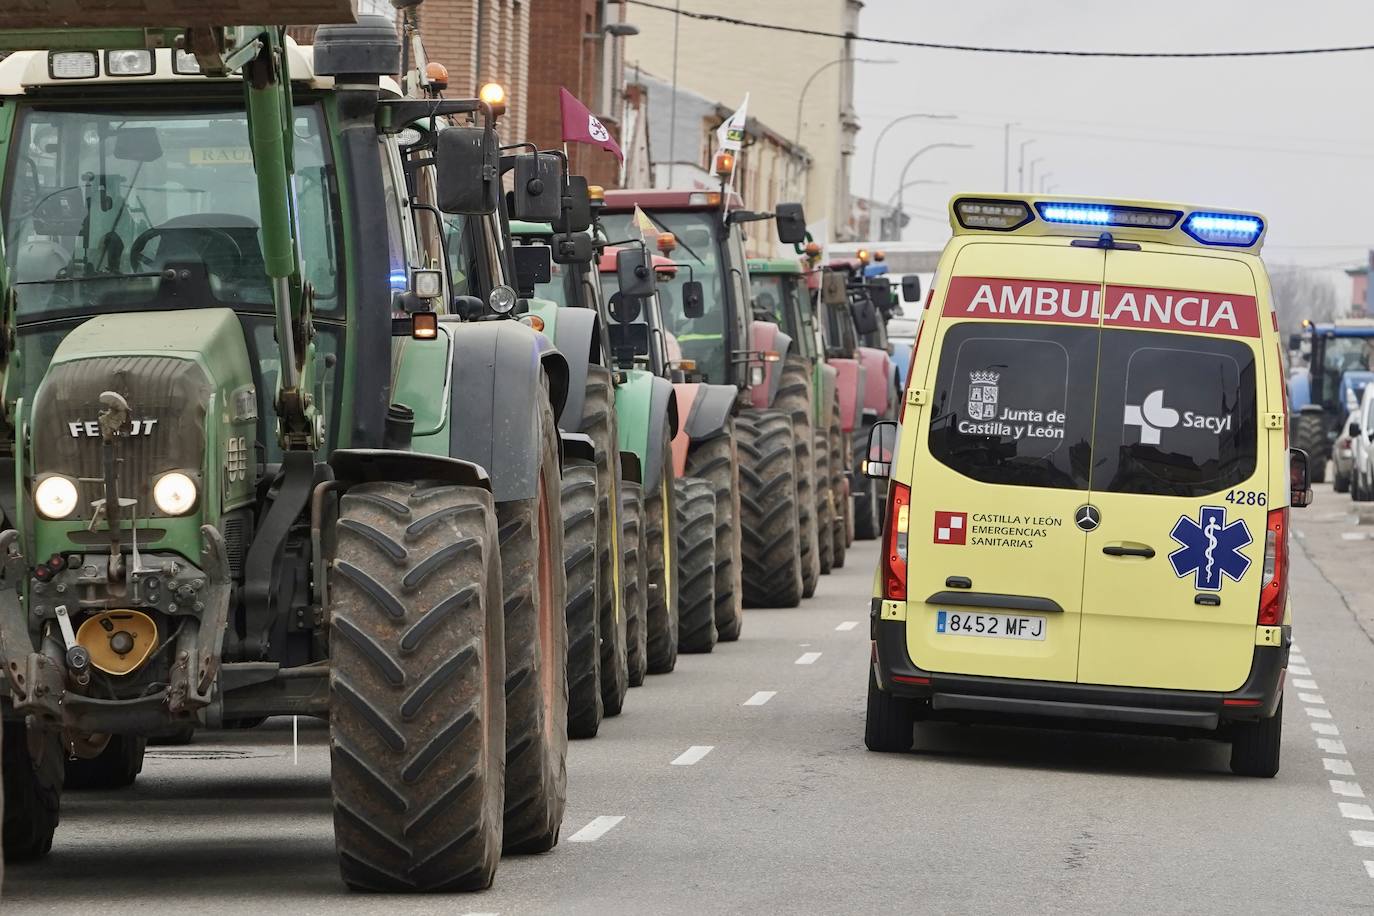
936 610 1046 640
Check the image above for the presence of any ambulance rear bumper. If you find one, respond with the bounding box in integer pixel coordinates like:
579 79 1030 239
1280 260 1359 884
871 606 1289 731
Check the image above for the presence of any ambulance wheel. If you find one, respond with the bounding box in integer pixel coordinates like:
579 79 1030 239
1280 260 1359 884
815 427 835 575
644 425 679 674
2 719 63 861
64 735 146 790
685 427 743 642
561 463 603 739
1294 412 1327 483
776 354 821 597
674 477 718 654
864 670 916 754
738 409 804 608
1229 698 1282 778
621 483 649 686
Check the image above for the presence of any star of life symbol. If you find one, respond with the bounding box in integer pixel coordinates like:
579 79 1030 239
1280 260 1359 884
967 370 1000 421
1168 505 1252 591
588 115 610 142
1123 389 1180 445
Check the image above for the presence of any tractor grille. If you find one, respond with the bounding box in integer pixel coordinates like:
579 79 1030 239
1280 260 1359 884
32 355 211 519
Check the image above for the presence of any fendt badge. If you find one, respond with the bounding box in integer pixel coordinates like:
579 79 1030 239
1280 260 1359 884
68 419 159 437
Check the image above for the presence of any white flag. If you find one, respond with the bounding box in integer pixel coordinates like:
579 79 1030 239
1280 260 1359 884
716 93 749 157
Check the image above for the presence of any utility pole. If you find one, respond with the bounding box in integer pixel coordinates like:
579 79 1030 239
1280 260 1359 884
1017 139 1035 193
666 0 681 186
1003 123 1011 192
1028 157 1045 192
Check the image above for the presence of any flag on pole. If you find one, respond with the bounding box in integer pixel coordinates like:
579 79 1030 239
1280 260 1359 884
713 93 749 176
559 87 623 162
632 205 657 241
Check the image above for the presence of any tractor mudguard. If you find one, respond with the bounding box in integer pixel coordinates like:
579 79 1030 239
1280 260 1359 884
858 345 894 417
536 304 602 431
620 450 643 485
748 321 793 410
670 382 737 478
560 431 596 465
831 357 863 434
615 369 678 498
446 320 562 503
816 362 838 430
329 449 491 490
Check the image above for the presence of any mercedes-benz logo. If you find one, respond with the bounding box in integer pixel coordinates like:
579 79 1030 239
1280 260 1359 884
1075 504 1101 532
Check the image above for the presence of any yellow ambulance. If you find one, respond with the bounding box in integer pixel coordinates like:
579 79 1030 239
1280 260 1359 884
863 195 1313 777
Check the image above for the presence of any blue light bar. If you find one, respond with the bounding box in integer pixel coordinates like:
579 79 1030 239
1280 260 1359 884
1182 212 1264 247
1034 202 1181 230
388 270 408 290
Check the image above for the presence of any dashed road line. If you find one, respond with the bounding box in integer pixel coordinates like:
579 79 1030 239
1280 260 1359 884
1353 831 1374 848
1340 803 1374 821
1306 706 1334 720
1294 678 1320 689
1326 758 1357 776
567 816 624 843
1340 531 1367 541
1297 665 1374 880
1291 664 1313 676
1313 722 1341 736
1300 692 1326 705
835 621 858 631
743 691 776 706
795 652 822 665
671 745 714 766
1319 738 1348 755
1332 781 1366 798
1366 862 1374 879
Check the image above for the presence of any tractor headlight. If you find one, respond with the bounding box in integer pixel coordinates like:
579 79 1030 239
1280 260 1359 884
34 476 79 519
153 472 198 516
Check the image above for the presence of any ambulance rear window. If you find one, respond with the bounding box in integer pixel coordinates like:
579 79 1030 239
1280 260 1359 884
1092 331 1258 496
927 323 1096 490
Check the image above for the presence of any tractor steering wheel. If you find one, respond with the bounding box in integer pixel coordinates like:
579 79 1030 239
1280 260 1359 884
129 225 244 274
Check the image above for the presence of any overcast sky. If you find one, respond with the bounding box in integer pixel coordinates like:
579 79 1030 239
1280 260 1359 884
852 1 1374 293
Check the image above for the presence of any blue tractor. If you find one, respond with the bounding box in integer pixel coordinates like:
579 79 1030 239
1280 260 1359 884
1288 319 1374 482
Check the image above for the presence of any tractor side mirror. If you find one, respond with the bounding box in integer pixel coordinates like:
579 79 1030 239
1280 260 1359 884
821 271 847 306
113 126 163 163
1288 333 1302 351
775 202 807 245
511 152 563 222
435 126 499 215
901 274 922 303
864 420 899 479
851 299 880 336
682 280 705 319
616 248 657 299
555 176 593 233
552 231 594 265
1290 447 1313 508
513 245 552 296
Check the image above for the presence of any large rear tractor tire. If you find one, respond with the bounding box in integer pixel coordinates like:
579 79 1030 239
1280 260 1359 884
583 367 629 719
675 477 719 653
329 481 504 892
815 426 835 576
1295 411 1328 483
561 463 602 739
644 427 679 674
621 482 649 686
775 355 821 597
64 735 146 790
737 409 803 608
684 427 743 642
497 392 569 854
853 419 882 541
3 720 63 861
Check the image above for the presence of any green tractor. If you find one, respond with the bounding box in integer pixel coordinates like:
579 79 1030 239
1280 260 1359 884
0 10 573 890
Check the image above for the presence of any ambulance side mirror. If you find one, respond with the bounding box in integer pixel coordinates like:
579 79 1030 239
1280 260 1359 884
901 274 922 303
864 420 899 479
1290 447 1313 508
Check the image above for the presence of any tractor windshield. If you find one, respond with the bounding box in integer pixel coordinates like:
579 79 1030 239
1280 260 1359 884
1318 337 1374 407
3 102 339 318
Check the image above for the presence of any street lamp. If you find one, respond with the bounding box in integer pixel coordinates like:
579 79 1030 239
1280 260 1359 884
894 142 972 217
1017 139 1036 192
886 178 946 208
792 56 896 195
867 112 957 210
1038 172 1054 192
1027 157 1045 193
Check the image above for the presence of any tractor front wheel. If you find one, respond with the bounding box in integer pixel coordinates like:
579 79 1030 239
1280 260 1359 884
2 719 63 861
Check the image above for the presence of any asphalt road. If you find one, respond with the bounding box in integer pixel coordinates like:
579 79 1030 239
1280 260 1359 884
6 489 1374 914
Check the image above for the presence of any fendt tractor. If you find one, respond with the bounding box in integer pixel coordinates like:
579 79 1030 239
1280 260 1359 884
1287 318 1374 482
0 6 577 891
600 185 813 608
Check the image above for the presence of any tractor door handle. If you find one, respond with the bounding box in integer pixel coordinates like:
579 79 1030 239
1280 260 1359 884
1102 543 1155 559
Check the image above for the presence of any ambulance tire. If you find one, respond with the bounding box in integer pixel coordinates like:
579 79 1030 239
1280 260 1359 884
864 669 917 754
775 354 821 598
2 720 62 861
674 478 718 653
738 409 804 608
852 421 882 541
561 463 603 739
1295 412 1327 483
1229 698 1282 778
63 735 146 790
644 425 679 675
829 407 849 568
684 428 743 642
621 483 649 687
815 427 835 575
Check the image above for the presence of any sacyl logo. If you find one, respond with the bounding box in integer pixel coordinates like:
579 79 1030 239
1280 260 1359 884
68 418 158 437
1123 389 1179 445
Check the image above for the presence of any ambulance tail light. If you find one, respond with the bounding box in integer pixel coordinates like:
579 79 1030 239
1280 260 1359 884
882 481 911 600
1257 508 1288 627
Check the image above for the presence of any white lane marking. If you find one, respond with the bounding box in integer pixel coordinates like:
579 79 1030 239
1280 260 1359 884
567 816 624 843
1351 831 1374 847
1295 530 1307 539
1291 642 1302 652
743 691 776 706
1291 665 1313 676
1340 532 1367 541
1291 654 1309 665
1300 692 1327 705
1319 738 1348 755
1327 758 1357 776
463 912 500 916
671 745 714 766
1307 706 1334 720
1366 861 1374 879
795 652 822 665
835 621 859 631
1341 803 1374 821
1312 722 1341 736
1320 512 1349 521
1332 781 1366 798
1293 678 1320 690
